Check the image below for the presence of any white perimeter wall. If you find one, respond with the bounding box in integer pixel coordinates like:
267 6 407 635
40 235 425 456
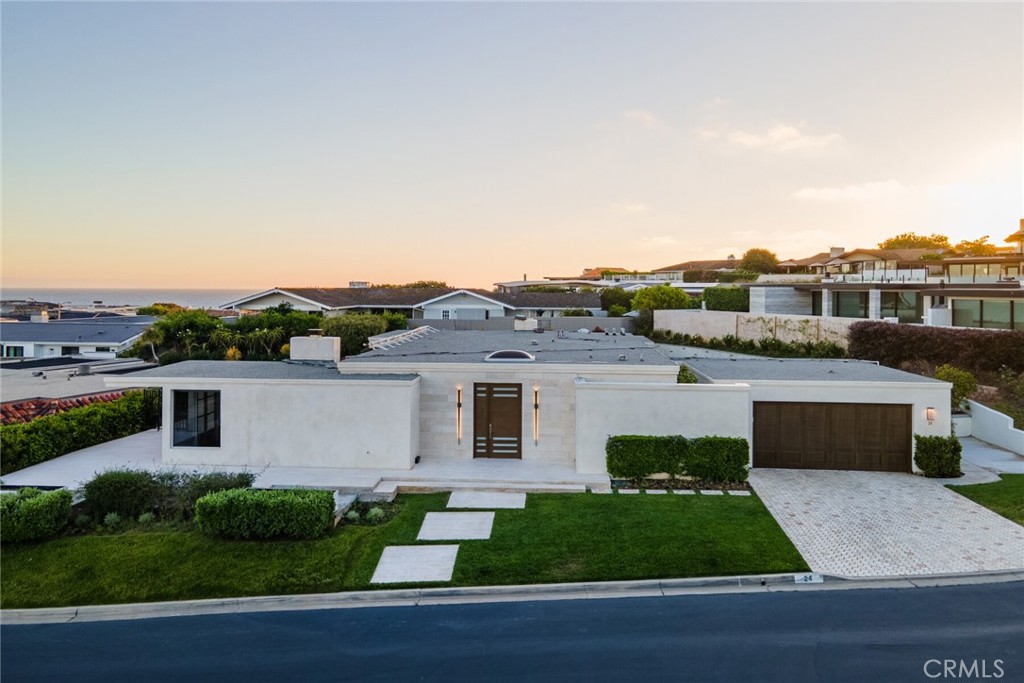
154 378 419 469
574 381 751 474
968 400 1024 455
655 309 857 347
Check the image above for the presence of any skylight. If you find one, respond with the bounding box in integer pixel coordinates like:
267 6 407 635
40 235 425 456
484 349 536 362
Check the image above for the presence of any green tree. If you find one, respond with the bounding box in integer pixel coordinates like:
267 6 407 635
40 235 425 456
877 232 952 250
373 281 448 289
738 248 779 274
135 310 224 362
322 313 388 356
600 287 635 312
934 364 978 413
953 236 999 256
560 308 592 317
630 285 695 312
137 302 185 316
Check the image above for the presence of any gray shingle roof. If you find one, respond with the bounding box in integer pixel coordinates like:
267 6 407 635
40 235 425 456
0 322 147 345
682 358 943 383
237 287 601 311
124 360 417 381
346 330 676 366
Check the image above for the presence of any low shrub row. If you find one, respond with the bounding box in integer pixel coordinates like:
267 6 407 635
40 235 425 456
650 332 846 359
0 488 72 543
195 489 335 540
848 321 1024 374
702 286 750 312
83 469 256 521
914 435 962 478
0 389 161 475
606 435 749 483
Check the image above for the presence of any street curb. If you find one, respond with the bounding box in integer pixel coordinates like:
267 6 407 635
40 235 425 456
3 570 1023 625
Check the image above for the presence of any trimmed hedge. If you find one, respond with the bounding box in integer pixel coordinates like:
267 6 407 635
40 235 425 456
195 489 335 540
0 488 72 543
703 286 750 312
848 321 1024 374
914 435 962 478
686 436 749 483
83 469 159 520
0 389 161 475
606 435 748 483
606 435 689 479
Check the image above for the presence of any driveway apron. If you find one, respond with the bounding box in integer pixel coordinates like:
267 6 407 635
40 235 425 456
749 469 1024 578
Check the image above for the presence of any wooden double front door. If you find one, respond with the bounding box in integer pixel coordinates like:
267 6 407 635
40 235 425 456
474 383 522 459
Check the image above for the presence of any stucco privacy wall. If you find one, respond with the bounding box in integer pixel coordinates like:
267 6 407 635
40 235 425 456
345 362 677 467
655 309 857 347
574 381 751 474
968 400 1024 455
154 378 420 469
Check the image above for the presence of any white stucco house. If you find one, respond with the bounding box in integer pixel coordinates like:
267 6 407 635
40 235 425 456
0 321 148 359
105 329 951 481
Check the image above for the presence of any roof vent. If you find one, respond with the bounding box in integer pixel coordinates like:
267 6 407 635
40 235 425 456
618 354 627 361
485 350 536 362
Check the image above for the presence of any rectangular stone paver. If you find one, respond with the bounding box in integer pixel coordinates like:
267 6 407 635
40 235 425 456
447 491 526 509
418 511 495 540
617 489 640 494
700 490 723 495
645 489 668 495
727 490 751 496
672 489 695 495
371 545 459 583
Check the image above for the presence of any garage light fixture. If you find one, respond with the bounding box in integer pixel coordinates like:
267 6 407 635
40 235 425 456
533 387 540 445
926 407 935 424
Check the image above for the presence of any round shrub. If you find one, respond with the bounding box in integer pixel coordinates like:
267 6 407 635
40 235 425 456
103 512 123 529
0 488 72 543
914 435 962 478
83 469 158 520
366 507 385 523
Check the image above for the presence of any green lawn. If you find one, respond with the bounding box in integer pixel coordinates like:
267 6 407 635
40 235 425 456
0 492 807 609
948 474 1024 526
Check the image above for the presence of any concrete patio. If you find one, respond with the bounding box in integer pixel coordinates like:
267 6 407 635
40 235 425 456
0 430 610 495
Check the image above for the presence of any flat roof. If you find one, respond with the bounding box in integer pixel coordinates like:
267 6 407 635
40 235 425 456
345 329 676 366
124 360 417 382
683 358 944 384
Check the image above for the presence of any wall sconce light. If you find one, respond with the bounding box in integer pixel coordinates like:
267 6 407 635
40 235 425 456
533 386 540 446
456 386 463 444
926 407 935 424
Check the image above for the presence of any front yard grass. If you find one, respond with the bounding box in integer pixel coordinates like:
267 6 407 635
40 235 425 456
0 491 807 609
948 474 1024 526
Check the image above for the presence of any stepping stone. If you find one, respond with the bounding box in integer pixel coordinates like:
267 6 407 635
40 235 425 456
727 490 752 496
447 491 526 509
618 489 640 494
591 489 613 494
700 490 724 496
371 545 459 583
645 489 668 495
417 512 495 540
672 489 695 495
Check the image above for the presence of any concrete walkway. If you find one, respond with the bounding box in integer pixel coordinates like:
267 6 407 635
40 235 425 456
749 469 1024 578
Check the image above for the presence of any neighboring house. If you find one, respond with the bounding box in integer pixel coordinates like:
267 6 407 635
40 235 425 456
651 256 738 280
106 330 950 478
0 321 148 359
222 287 602 319
1 392 128 425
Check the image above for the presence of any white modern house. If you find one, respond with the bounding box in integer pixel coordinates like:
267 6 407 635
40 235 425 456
0 321 148 359
106 329 951 481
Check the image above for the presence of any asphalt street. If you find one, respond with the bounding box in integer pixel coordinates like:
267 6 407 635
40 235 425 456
3 581 1022 682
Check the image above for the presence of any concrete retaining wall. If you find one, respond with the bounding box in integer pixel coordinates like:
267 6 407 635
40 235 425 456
968 400 1024 455
654 309 858 348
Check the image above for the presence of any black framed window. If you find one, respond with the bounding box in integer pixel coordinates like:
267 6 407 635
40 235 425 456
172 390 221 447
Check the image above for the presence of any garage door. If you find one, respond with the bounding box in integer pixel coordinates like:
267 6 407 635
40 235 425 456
753 402 912 472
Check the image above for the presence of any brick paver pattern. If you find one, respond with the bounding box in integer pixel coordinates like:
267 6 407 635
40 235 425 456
749 469 1024 577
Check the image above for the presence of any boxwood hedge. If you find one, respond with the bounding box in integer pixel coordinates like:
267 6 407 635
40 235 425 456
606 435 749 483
0 488 72 543
195 489 334 540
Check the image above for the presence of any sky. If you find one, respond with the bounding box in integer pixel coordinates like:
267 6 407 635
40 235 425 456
2 1 1022 290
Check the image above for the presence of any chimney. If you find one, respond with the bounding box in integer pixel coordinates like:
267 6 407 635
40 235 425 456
830 246 845 258
289 335 341 363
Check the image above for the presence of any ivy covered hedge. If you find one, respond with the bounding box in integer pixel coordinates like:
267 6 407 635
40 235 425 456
195 489 335 540
0 488 72 543
0 389 161 476
702 286 750 312
848 321 1024 374
606 435 749 483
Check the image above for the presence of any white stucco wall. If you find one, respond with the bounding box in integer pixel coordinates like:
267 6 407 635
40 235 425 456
148 377 420 469
345 361 678 467
574 381 751 474
655 309 857 347
229 292 326 312
967 400 1024 455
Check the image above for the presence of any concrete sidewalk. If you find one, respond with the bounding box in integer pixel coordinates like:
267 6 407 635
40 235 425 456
4 571 1021 626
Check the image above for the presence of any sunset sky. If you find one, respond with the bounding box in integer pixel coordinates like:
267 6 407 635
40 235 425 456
2 2 1021 289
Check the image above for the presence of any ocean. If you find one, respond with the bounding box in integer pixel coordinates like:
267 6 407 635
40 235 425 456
1 288 256 310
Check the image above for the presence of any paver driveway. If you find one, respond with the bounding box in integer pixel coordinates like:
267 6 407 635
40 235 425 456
749 469 1024 578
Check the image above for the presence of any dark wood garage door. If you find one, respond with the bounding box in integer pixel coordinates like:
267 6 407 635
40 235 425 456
753 402 912 472
473 383 522 459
